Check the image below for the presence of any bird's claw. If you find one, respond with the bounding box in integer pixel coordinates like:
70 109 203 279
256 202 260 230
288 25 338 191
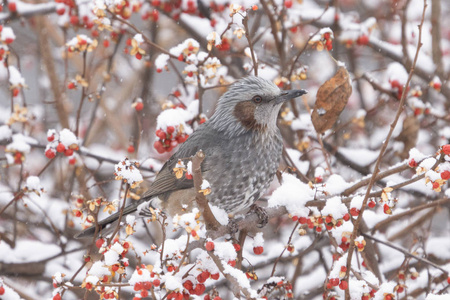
248 204 268 228
227 218 239 235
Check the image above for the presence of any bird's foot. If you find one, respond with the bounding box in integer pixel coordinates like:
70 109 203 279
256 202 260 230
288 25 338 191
227 218 239 235
248 204 268 228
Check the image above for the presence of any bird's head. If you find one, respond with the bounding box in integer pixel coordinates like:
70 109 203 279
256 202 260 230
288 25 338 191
209 76 307 135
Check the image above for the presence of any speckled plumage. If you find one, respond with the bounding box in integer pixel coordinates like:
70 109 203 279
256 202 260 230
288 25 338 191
75 77 306 238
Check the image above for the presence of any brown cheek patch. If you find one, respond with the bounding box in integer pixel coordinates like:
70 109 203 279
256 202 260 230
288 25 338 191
233 101 267 131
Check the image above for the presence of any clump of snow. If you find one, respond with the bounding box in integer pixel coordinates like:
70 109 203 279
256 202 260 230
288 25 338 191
156 107 195 135
373 282 396 300
214 241 237 262
349 279 371 299
133 33 144 44
164 274 183 290
155 53 170 70
6 134 31 153
86 261 110 285
1 27 16 42
409 147 427 162
325 174 351 194
350 195 364 210
253 232 264 248
268 173 314 217
59 128 78 147
321 197 348 220
200 179 210 190
339 147 379 167
126 215 135 225
104 242 124 266
209 204 229 225
0 125 12 140
386 62 408 85
222 263 258 298
128 266 151 285
114 158 143 188
159 236 188 259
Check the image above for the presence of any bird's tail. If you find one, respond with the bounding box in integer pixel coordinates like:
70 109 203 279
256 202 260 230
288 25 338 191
74 198 152 239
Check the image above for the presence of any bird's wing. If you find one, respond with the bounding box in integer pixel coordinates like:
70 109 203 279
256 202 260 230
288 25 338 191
142 126 223 199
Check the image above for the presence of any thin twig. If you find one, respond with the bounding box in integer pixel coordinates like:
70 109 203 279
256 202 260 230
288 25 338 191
345 2 428 298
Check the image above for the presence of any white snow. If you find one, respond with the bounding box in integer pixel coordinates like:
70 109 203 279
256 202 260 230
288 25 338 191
268 173 314 217
0 125 12 140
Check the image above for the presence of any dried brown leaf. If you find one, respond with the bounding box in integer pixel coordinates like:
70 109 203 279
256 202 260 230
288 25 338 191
311 66 352 134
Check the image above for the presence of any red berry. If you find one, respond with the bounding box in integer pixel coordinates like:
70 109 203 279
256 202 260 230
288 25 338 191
12 88 19 97
103 39 110 48
143 281 152 289
441 171 450 180
194 283 205 295
8 2 17 12
67 82 76 89
233 243 241 252
135 102 144 111
141 289 149 297
357 35 369 45
135 52 142 60
299 217 307 224
329 278 339 286
96 238 105 248
350 208 359 217
53 293 61 300
167 126 175 134
128 145 135 153
205 241 215 251
183 280 193 290
56 143 65 153
228 260 236 267
56 7 65 15
442 144 450 155
45 149 56 159
210 273 220 280
285 0 292 8
154 140 165 154
47 135 55 142
368 201 376 208
432 181 440 189
153 279 160 286
70 15 79 25
339 280 348 290
64 148 73 156
253 246 264 255
343 213 350 221
408 158 417 168
0 287 5 295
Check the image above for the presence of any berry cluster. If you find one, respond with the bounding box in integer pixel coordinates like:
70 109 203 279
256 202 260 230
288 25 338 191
389 78 409 99
291 213 351 233
154 125 189 154
45 129 79 165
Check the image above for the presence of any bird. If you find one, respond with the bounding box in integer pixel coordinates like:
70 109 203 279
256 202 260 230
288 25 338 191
75 76 307 238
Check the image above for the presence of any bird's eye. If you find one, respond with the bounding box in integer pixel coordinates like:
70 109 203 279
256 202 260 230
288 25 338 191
252 95 262 103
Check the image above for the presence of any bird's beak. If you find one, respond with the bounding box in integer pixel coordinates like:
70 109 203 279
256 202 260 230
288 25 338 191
275 89 308 104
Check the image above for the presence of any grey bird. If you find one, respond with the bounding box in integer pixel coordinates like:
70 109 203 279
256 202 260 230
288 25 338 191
76 76 306 238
